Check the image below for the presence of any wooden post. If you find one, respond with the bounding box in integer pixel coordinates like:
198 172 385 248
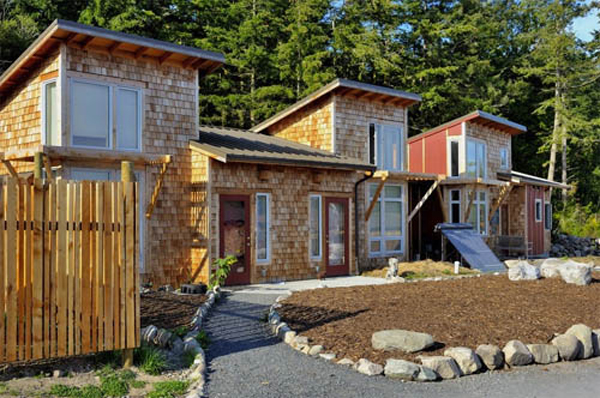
121 161 135 368
34 153 43 180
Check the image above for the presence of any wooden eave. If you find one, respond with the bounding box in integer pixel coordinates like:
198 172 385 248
371 170 442 182
440 177 509 187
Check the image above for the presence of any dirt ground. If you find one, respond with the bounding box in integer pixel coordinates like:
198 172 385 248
279 274 600 365
361 259 478 279
141 291 206 329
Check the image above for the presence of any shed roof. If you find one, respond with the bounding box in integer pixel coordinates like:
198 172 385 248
191 125 376 171
252 78 421 133
498 170 570 189
408 110 527 143
0 19 225 96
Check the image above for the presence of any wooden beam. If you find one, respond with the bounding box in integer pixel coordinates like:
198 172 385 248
145 157 172 219
159 51 173 65
64 32 78 45
435 185 448 222
364 176 387 222
79 36 95 50
182 56 196 69
488 184 513 223
463 185 476 223
134 46 149 59
407 179 440 223
2 160 19 180
34 153 43 180
108 41 122 54
42 154 54 182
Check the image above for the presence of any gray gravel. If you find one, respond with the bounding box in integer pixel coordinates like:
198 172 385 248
204 291 600 398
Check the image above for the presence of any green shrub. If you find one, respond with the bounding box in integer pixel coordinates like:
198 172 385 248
129 379 147 389
147 381 190 398
100 374 129 397
79 385 103 398
556 202 600 238
134 345 167 375
208 255 236 289
195 330 210 350
48 384 80 397
172 325 188 338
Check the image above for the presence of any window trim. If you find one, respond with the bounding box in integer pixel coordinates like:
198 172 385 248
466 138 487 179
448 138 461 178
41 78 59 146
309 195 322 260
368 183 404 257
535 198 543 223
469 190 488 235
449 189 461 223
544 202 552 230
255 193 271 263
115 86 143 152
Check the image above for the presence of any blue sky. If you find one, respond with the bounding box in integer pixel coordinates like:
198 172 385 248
573 8 599 41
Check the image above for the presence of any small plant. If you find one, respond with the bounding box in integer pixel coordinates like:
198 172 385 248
48 384 80 397
208 255 236 289
195 330 211 350
172 325 188 338
130 379 147 389
182 350 197 368
100 373 129 397
147 381 190 398
79 385 103 398
134 344 167 375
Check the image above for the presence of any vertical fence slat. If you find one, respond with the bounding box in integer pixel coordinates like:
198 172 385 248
67 182 74 356
103 182 114 351
57 180 67 357
81 182 91 354
120 182 127 349
112 182 121 349
24 182 33 360
47 181 55 358
134 184 140 347
125 182 135 349
6 179 17 362
74 183 81 356
33 179 43 359
17 181 25 361
0 182 5 362
96 183 104 352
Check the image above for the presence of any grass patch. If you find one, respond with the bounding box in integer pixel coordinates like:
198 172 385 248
100 374 129 397
182 350 197 368
147 381 190 398
130 379 147 389
134 344 167 375
49 384 80 397
195 330 210 350
79 385 103 398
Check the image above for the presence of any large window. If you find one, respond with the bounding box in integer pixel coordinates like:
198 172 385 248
309 195 322 259
369 184 404 255
544 202 552 230
468 190 487 235
466 139 487 179
42 80 60 145
368 123 404 171
70 79 142 151
449 189 461 223
256 193 270 263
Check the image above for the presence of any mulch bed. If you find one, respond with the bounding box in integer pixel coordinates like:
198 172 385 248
141 291 206 330
278 274 600 365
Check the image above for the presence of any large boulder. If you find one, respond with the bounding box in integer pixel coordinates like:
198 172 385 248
354 358 383 376
503 340 533 366
558 261 592 286
384 359 421 380
508 261 540 281
565 324 594 359
443 347 482 375
552 334 582 361
540 258 564 278
372 330 434 353
418 356 462 379
475 344 504 370
526 344 559 364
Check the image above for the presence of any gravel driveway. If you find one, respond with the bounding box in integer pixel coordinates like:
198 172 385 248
204 291 600 398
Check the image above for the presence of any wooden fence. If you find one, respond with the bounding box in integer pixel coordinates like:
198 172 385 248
0 178 139 363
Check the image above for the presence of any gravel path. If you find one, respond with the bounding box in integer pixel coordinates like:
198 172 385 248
204 291 600 398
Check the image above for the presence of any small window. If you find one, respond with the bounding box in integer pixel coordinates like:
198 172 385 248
71 80 111 148
467 139 487 179
370 123 404 171
368 124 376 165
535 199 542 222
309 195 322 259
42 80 60 145
449 189 461 223
116 88 142 150
468 190 487 235
544 202 552 230
450 141 459 177
369 183 404 255
500 148 509 169
256 193 270 262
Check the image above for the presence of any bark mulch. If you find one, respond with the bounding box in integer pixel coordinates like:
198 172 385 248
278 274 600 365
140 291 206 330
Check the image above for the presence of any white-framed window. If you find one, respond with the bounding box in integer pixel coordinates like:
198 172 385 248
309 195 322 260
544 202 552 230
70 78 142 151
449 189 461 223
468 190 488 235
500 147 509 169
466 139 487 179
70 168 145 271
535 199 542 222
449 139 460 177
41 79 60 146
368 184 404 255
368 123 404 171
256 193 270 263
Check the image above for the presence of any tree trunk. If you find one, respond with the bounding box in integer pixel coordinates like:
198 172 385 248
547 80 560 182
561 128 568 204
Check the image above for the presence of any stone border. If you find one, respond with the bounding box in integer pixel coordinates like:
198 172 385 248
139 287 222 398
268 292 600 382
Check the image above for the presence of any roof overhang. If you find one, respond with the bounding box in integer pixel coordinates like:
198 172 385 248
0 19 225 96
498 170 570 190
252 78 422 133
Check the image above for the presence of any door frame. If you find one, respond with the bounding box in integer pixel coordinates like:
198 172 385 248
324 197 350 277
219 194 251 285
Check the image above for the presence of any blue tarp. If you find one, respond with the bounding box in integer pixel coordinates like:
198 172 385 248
436 223 505 273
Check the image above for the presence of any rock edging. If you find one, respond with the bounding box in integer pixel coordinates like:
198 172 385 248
268 295 600 383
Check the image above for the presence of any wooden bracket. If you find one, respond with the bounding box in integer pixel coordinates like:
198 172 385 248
145 155 172 219
463 185 477 223
43 154 54 182
488 183 513 222
2 159 19 180
436 184 448 222
407 179 441 223
364 175 387 222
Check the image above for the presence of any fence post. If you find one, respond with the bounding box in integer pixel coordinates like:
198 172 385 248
121 161 135 368
33 153 43 180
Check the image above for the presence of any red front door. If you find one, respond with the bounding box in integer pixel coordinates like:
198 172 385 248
325 197 349 277
219 195 251 285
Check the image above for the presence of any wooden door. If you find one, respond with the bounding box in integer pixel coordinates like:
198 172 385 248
527 186 544 256
219 195 251 285
325 197 349 277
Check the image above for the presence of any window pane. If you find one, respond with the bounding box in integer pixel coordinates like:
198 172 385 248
369 184 379 199
466 141 477 177
370 240 381 253
256 195 268 260
384 202 402 236
468 204 477 230
45 82 60 145
72 81 110 147
451 141 459 176
479 191 486 202
369 203 381 237
384 185 402 199
382 125 402 171
309 197 321 258
451 190 460 201
479 203 486 234
451 203 461 223
477 143 486 178
117 89 139 150
385 240 401 252
369 124 376 165
376 125 383 169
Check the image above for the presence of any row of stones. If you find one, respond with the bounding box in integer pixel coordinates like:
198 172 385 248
139 288 221 398
268 296 599 382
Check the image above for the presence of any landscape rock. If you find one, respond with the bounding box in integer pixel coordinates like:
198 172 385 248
183 336 202 355
443 347 482 375
503 340 533 366
507 261 540 281
418 356 462 379
372 329 434 353
283 331 297 344
337 358 355 366
476 344 504 370
308 345 324 356
540 258 564 278
565 324 594 358
552 334 582 361
292 335 309 348
383 359 420 380
354 358 384 376
526 344 559 364
593 330 600 357
416 366 439 382
155 328 173 347
53 370 65 378
319 353 336 361
558 261 592 286
551 234 600 258
142 325 158 344
169 336 184 354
